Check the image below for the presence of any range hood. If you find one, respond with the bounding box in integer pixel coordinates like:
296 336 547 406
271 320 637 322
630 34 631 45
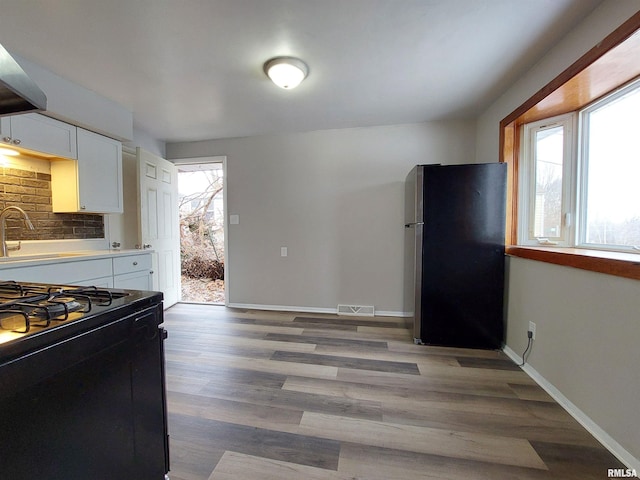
0 43 47 117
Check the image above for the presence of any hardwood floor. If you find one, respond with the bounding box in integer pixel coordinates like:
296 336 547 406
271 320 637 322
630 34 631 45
163 304 624 479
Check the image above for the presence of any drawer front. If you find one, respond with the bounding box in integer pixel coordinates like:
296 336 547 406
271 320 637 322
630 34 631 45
113 254 152 276
0 258 112 284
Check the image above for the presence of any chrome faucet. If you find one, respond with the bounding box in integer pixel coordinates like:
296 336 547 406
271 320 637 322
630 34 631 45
0 206 35 257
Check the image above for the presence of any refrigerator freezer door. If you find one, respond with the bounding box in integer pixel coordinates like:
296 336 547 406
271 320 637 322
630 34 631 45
420 163 506 349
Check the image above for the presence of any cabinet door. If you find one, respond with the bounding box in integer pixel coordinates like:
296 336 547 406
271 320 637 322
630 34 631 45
2 113 77 159
77 128 123 213
0 117 10 139
0 322 138 479
77 276 114 288
113 271 152 290
113 254 153 290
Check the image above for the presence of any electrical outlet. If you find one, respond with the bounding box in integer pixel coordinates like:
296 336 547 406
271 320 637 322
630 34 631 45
528 321 536 340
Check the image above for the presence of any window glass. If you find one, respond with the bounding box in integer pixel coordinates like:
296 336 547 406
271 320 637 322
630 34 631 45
534 126 565 239
520 116 573 246
581 86 640 248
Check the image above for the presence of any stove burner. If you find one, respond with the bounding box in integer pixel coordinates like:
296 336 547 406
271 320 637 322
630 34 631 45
0 282 125 334
30 297 86 317
0 281 26 297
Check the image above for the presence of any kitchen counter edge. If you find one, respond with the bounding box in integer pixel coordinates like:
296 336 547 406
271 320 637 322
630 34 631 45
0 249 153 269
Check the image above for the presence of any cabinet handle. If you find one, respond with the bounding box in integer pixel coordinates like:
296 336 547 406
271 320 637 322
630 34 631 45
150 270 154 274
80 205 86 210
12 139 21 145
133 261 138 266
2 137 11 143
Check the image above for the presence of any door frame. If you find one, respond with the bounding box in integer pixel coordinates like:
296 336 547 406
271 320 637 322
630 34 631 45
172 155 228 305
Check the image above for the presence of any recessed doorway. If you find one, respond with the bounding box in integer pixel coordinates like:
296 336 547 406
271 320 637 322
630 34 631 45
177 161 226 304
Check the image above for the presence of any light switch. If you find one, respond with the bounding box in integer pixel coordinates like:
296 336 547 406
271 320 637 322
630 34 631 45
280 246 288 257
229 214 239 225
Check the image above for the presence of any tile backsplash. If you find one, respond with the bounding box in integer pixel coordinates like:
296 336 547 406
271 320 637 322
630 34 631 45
0 167 104 241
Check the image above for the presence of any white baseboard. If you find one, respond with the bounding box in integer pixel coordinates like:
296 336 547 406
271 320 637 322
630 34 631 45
226 303 408 318
503 345 640 472
227 303 336 315
371 310 411 318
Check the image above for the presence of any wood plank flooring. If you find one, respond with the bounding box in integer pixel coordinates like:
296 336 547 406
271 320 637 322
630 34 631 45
163 304 625 480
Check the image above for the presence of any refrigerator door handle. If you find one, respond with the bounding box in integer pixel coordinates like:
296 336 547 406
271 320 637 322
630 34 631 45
404 222 424 228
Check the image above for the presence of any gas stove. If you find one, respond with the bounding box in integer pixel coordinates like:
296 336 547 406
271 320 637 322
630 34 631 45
0 280 124 344
0 281 117 332
0 280 168 479
0 280 162 363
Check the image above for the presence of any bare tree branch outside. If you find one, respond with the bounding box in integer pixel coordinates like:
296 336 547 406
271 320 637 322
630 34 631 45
178 167 225 303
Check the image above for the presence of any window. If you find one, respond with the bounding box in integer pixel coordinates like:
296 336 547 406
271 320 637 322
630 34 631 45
579 83 640 250
520 115 574 246
519 79 640 253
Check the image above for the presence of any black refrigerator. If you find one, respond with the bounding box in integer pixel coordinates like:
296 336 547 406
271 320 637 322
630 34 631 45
403 163 507 349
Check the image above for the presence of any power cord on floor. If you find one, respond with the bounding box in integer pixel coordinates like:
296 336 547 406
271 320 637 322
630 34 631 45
518 331 533 367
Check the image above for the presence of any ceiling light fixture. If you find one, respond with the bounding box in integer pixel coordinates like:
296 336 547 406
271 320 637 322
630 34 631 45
263 57 308 89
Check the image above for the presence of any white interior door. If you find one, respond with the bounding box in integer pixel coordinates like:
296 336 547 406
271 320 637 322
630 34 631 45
137 148 180 308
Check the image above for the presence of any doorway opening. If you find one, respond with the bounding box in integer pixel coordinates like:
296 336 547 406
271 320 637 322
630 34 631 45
177 162 225 304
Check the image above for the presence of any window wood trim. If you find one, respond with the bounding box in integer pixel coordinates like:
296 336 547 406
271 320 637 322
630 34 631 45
500 10 640 279
506 246 640 281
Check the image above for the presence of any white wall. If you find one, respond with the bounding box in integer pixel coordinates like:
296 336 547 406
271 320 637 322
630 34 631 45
505 257 640 464
476 0 640 467
167 121 476 315
129 126 166 158
14 53 133 142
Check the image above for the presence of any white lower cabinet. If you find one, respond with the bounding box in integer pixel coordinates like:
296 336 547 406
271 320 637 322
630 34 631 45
0 258 113 284
0 252 152 290
113 253 153 290
113 271 151 290
82 276 114 288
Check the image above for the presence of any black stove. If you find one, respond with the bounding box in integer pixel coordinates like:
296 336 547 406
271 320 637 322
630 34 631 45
0 280 162 364
0 279 169 479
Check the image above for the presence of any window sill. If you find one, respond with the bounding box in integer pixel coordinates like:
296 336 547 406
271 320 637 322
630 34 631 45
505 246 640 281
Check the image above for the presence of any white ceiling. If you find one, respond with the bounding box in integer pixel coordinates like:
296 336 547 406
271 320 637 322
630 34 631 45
0 0 602 144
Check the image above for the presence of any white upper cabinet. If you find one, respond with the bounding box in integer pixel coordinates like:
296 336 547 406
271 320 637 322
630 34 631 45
0 113 77 159
77 128 123 213
1 113 124 215
51 128 123 213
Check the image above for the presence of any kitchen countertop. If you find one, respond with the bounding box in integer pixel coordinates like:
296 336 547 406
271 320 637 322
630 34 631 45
0 249 151 268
